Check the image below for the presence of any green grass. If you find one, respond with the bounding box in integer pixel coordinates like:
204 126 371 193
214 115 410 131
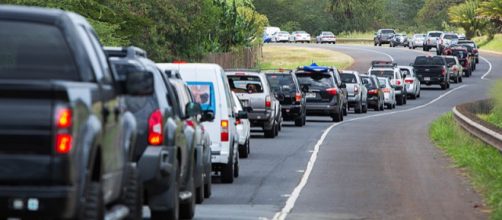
259 45 354 69
473 34 502 53
430 113 502 219
478 113 502 129
336 31 374 39
478 80 502 128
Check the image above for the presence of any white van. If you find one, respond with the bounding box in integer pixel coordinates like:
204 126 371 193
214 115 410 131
157 63 240 183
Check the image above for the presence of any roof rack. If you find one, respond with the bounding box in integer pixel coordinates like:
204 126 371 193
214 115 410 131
261 68 293 73
371 60 397 68
104 46 147 59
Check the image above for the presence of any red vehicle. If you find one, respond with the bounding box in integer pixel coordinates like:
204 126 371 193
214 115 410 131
443 46 473 77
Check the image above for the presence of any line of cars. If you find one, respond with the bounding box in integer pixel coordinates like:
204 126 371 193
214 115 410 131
263 27 337 44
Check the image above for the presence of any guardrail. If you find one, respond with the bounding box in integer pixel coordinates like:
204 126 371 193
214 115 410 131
453 99 502 151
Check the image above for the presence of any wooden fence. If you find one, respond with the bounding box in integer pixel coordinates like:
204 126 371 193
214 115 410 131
201 46 262 69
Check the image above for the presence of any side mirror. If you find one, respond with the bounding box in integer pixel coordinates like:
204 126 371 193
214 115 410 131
124 71 154 96
200 110 215 122
340 83 346 89
236 110 248 119
185 102 202 118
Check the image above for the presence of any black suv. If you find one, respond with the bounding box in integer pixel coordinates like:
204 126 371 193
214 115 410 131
374 29 396 46
295 64 346 122
107 46 207 219
0 6 146 219
264 69 307 127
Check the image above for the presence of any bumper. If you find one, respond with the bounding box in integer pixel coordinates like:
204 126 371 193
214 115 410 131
405 83 416 94
236 125 247 145
138 146 173 192
419 76 446 85
383 93 393 103
249 111 274 129
306 103 339 116
347 95 361 107
282 104 303 120
0 185 77 218
367 96 379 107
320 39 336 43
210 142 231 164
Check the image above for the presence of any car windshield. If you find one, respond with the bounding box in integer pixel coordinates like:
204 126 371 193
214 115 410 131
371 70 394 78
361 76 375 88
452 50 468 59
414 56 445 65
381 30 394 34
444 35 458 40
266 74 297 93
228 75 264 93
279 31 289 35
0 21 78 80
446 58 457 65
414 34 425 39
429 32 442 37
296 72 335 90
400 69 411 77
340 73 357 83
459 42 476 48
323 32 334 36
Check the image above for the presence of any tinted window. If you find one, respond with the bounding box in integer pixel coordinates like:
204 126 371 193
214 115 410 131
381 30 394 34
228 75 264 93
0 21 78 80
371 70 394 78
444 35 458 40
296 73 335 89
378 78 388 86
414 57 445 65
340 73 357 83
452 50 467 59
360 76 374 87
446 58 457 65
429 32 442 37
266 74 297 93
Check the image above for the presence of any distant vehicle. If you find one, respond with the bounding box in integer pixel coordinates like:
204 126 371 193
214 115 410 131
443 46 473 77
331 68 349 116
409 34 426 49
423 31 443 51
263 33 272 43
374 29 396 46
295 64 346 122
360 75 385 111
275 31 291 43
264 69 307 127
231 92 251 158
377 77 397 109
398 66 421 99
390 33 408 47
443 56 463 83
158 63 240 184
458 33 467 40
340 71 368 114
316 31 337 44
265 26 281 36
368 61 407 105
457 40 479 63
412 56 451 89
436 33 459 55
290 31 311 43
226 70 282 138
0 6 147 219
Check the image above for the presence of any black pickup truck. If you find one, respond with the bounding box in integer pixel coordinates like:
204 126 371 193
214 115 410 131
0 6 151 219
412 56 450 90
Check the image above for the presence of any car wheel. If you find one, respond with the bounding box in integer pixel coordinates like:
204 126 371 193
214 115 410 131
380 102 385 111
476 58 479 64
332 112 342 122
121 164 143 220
459 76 463 83
204 160 212 198
80 182 104 220
221 148 235 183
374 102 380 111
196 172 205 204
343 104 348 116
264 122 275 138
179 177 195 219
239 141 248 158
355 101 362 113
151 156 179 220
362 102 368 113
274 121 279 137
440 83 447 90
403 95 407 105
302 114 307 126
396 95 403 105
234 151 239 178
294 116 303 126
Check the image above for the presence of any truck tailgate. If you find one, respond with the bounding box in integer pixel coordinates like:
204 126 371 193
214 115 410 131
414 66 443 78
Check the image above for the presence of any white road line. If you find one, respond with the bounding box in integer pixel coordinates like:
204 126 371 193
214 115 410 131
272 84 468 220
480 56 493 80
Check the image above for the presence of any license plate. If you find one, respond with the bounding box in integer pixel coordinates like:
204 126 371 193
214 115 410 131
306 93 316 98
424 77 430 81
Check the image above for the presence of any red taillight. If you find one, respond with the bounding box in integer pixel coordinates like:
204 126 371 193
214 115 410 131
235 118 241 125
148 109 163 146
382 88 391 93
452 66 458 72
354 86 359 93
368 89 378 95
473 49 478 54
221 120 229 142
441 67 446 76
265 96 272 108
56 134 72 154
186 119 195 128
396 80 401 86
405 79 414 84
56 108 72 129
295 92 302 102
326 88 337 95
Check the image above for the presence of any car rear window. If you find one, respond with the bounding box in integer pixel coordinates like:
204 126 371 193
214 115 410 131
414 56 445 65
446 58 457 65
187 81 215 112
378 78 388 86
296 72 334 90
266 74 297 93
452 50 468 59
381 30 394 34
444 35 458 40
429 32 442 37
228 75 264 93
340 73 357 83
360 76 375 87
371 70 394 78
0 21 78 80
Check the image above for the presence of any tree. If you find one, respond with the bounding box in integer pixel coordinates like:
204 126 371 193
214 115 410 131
416 0 464 30
477 0 502 39
449 0 486 39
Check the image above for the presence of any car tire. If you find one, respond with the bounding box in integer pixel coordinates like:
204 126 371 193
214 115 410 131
386 104 392 109
403 95 407 105
459 76 463 83
380 102 385 111
274 121 279 137
121 164 142 220
264 123 275 138
476 58 479 64
80 182 104 220
362 102 368 113
294 116 303 126
204 160 212 199
343 104 348 116
151 156 179 220
396 95 403 106
239 141 248 158
195 173 205 204
179 178 196 219
221 148 234 183
302 114 307 125
355 101 362 113
374 102 380 111
233 152 239 178
331 113 341 122
440 83 447 90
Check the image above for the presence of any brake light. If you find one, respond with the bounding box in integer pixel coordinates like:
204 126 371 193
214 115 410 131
56 134 72 154
354 86 359 93
473 49 478 54
405 79 414 84
221 120 229 142
396 80 401 86
148 109 163 146
326 88 337 95
441 67 446 76
295 92 302 102
186 119 195 128
452 66 458 72
368 89 378 95
235 118 241 125
382 88 391 93
265 96 272 108
56 108 72 128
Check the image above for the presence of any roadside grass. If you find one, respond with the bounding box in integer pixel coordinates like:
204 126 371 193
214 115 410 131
429 113 502 219
478 80 502 128
337 31 373 39
259 45 354 70
473 34 502 53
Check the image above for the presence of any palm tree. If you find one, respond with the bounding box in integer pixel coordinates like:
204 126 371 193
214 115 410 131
477 0 502 39
449 0 486 39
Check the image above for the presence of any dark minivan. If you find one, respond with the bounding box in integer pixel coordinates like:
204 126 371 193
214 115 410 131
295 64 346 122
264 69 307 126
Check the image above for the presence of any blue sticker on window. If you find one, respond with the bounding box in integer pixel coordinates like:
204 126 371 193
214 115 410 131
187 81 215 112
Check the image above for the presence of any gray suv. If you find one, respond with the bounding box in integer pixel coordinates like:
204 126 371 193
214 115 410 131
226 70 282 138
423 31 443 51
340 71 368 114
374 29 396 46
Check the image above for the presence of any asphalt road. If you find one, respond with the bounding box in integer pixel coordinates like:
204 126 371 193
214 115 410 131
188 44 502 220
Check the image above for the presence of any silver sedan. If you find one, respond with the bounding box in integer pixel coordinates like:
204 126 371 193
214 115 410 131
398 66 421 99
